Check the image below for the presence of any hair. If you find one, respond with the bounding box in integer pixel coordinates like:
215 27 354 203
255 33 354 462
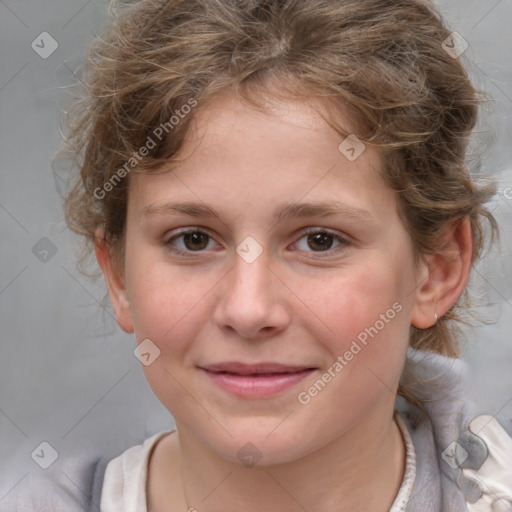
58 0 499 413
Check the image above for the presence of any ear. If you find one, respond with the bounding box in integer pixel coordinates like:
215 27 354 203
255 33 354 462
94 227 134 333
411 217 473 329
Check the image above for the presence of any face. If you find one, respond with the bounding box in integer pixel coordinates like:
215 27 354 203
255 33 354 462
105 93 430 465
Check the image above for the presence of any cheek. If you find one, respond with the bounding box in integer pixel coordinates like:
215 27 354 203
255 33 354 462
297 267 410 432
126 264 212 420
124 250 187 342
311 260 411 383
319 264 404 337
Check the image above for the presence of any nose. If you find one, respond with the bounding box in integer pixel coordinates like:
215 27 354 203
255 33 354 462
212 250 291 340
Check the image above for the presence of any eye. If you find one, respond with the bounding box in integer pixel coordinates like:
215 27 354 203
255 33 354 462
164 229 218 255
291 228 350 257
164 227 351 258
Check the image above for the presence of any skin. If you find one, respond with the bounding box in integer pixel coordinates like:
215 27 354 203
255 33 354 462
96 92 473 512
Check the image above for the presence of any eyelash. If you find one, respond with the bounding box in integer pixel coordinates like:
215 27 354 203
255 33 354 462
163 227 351 259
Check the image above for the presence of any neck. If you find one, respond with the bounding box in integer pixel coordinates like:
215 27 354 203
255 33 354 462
168 407 406 512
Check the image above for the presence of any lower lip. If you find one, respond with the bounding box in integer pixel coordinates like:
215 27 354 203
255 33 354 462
201 369 315 398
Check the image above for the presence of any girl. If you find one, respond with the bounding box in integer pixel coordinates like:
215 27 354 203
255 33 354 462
55 0 512 510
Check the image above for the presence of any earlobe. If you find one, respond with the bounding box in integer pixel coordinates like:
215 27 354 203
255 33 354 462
94 228 134 333
411 218 473 329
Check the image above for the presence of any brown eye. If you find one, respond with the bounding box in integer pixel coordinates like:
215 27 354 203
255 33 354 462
165 229 215 254
181 231 209 251
292 228 350 257
306 232 336 251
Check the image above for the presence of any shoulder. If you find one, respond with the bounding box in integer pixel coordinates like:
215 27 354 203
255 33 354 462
1 456 109 512
397 349 512 511
1 432 174 512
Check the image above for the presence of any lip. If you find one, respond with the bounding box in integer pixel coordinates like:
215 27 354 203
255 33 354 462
201 362 313 375
199 362 316 398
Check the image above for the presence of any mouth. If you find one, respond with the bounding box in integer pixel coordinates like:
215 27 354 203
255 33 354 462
198 362 316 398
200 362 315 375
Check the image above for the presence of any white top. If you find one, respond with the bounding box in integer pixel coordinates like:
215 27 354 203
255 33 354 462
100 429 174 512
100 414 417 512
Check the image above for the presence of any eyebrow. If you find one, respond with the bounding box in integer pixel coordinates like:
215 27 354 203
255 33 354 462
143 200 375 224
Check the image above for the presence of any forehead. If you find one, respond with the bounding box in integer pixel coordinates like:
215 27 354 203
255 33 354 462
181 92 355 160
128 94 397 224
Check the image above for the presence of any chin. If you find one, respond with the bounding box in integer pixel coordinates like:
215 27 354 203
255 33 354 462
202 424 310 468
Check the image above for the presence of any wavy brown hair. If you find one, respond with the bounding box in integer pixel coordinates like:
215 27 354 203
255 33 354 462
58 0 499 411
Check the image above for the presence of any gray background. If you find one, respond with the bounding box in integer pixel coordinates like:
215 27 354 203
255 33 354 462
1 0 511 505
